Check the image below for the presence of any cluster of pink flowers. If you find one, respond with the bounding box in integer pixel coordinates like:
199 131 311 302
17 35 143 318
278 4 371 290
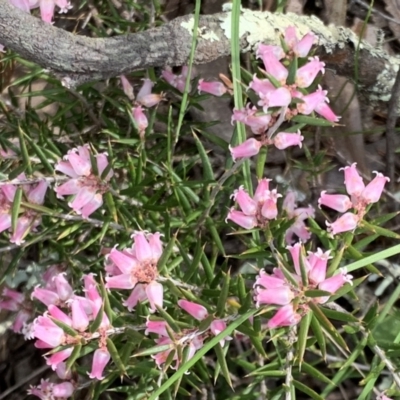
105 231 164 312
28 377 74 400
230 27 339 161
0 173 48 245
54 144 113 219
146 299 230 369
254 243 353 328
318 163 389 235
226 179 281 229
28 272 112 380
226 179 314 244
120 76 164 137
28 355 75 400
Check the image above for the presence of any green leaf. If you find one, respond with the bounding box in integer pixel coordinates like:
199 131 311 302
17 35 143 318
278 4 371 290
299 362 336 386
192 130 213 182
292 114 337 127
293 379 324 400
346 244 400 273
361 220 400 239
297 311 312 366
106 337 126 376
18 126 32 174
157 233 176 273
133 343 173 357
50 317 79 338
214 343 232 387
303 289 332 298
308 302 348 351
11 187 23 233
156 306 181 333
66 344 82 372
216 270 230 317
319 307 359 323
104 192 118 222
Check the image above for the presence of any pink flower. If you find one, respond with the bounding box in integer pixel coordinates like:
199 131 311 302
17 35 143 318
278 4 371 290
120 75 134 100
232 105 272 134
28 379 74 400
259 50 288 84
198 79 227 96
54 144 113 218
257 86 292 112
295 57 325 88
319 267 353 293
132 105 148 135
256 44 285 60
318 191 353 213
284 27 315 57
267 304 301 329
273 131 304 150
105 232 164 312
88 348 111 380
32 315 66 348
296 86 339 122
178 299 208 320
29 0 73 23
226 181 282 229
319 164 389 234
229 138 262 161
326 212 359 235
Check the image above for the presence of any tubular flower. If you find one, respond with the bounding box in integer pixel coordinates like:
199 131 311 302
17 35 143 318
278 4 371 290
226 179 282 229
254 243 353 328
318 163 390 235
54 144 113 218
105 232 164 312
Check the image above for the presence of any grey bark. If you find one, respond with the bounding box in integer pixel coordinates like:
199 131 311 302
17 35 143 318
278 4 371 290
0 0 396 108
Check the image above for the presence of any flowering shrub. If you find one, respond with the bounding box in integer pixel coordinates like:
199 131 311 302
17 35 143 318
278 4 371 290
0 12 399 400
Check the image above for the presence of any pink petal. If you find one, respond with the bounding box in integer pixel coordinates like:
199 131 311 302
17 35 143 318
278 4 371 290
229 138 262 161
318 191 353 213
178 299 208 320
326 212 359 235
146 281 163 312
88 349 111 380
226 208 257 229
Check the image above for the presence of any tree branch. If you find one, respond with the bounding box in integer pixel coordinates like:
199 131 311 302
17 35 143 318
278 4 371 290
1 1 399 109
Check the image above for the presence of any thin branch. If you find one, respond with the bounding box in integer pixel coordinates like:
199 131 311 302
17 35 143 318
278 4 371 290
0 0 399 111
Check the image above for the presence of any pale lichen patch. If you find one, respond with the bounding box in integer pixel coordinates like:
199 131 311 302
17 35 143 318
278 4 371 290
181 18 220 42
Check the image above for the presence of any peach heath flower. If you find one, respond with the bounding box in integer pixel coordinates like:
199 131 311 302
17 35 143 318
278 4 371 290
54 144 113 218
284 26 315 57
318 163 390 235
229 130 304 161
226 179 282 229
105 232 163 312
255 243 353 328
198 79 227 96
28 379 74 400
